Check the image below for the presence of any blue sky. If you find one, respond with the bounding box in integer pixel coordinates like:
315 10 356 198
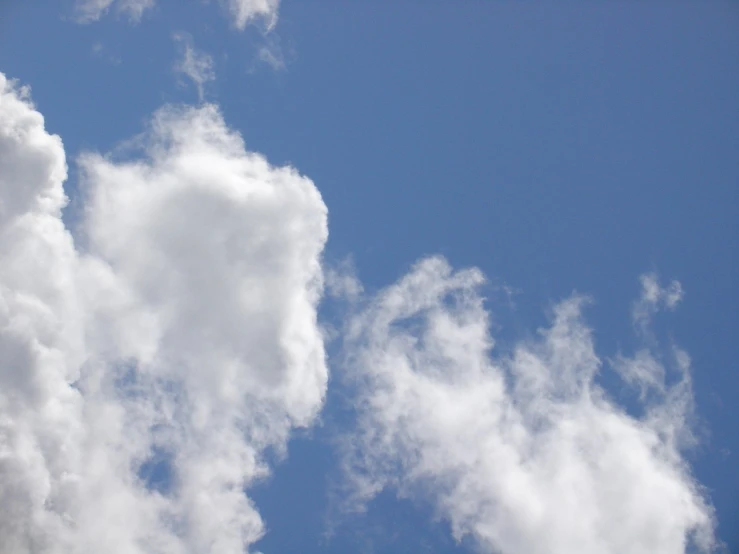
0 1 737 553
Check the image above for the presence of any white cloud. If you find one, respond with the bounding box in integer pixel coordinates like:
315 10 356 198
91 42 122 65
0 72 328 553
325 258 363 302
0 72 86 554
173 34 215 101
74 0 155 23
0 65 718 554
256 43 285 72
220 0 280 31
74 0 280 30
633 273 685 331
340 256 716 554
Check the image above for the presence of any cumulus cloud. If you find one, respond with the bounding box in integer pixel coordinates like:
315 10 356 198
0 72 328 553
173 33 215 101
340 256 716 554
0 72 86 554
0 65 718 554
74 0 155 23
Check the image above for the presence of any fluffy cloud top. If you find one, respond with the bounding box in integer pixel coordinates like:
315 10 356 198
0 65 719 554
0 73 327 553
341 257 716 554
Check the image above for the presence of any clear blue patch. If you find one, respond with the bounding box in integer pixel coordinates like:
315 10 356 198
138 448 176 495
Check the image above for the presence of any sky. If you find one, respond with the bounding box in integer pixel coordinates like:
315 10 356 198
0 1 737 554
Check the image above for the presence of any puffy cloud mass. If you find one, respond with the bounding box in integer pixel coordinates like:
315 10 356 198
0 67 718 554
341 257 716 554
0 72 328 553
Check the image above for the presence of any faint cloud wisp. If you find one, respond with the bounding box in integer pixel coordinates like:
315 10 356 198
173 33 215 102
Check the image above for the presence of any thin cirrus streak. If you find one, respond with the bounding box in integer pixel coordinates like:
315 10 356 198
339 256 717 554
0 72 327 554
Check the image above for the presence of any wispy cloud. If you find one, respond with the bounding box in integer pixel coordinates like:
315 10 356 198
221 0 280 31
74 0 155 23
91 41 122 65
339 256 716 554
74 0 280 30
633 272 685 332
173 33 215 101
0 72 328 553
257 43 286 72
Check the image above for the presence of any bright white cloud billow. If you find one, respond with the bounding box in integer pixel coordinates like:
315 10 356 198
0 73 87 554
341 257 716 554
0 73 328 553
0 67 719 554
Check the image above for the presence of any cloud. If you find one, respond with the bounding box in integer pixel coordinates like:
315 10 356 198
633 273 684 332
92 42 122 65
74 0 280 30
220 0 280 31
0 73 86 554
173 33 215 101
74 0 155 23
256 43 285 72
340 256 716 554
0 72 328 553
